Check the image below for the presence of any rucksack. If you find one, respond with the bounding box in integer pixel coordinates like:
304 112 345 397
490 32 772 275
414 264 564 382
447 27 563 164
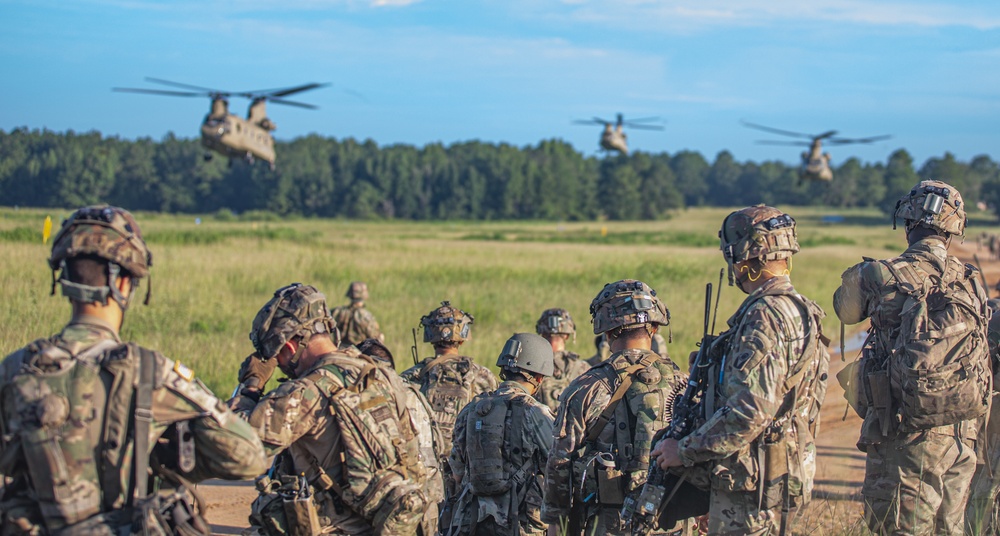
311 357 430 536
464 391 538 497
416 355 478 451
880 257 991 430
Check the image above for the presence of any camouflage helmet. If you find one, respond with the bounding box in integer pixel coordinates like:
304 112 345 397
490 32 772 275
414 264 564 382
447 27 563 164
250 283 339 363
48 205 153 309
589 279 669 335
535 308 576 337
496 333 554 377
893 180 966 237
720 205 799 285
346 281 369 301
421 300 474 344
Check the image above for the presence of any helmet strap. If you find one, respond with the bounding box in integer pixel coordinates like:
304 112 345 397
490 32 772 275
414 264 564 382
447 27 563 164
106 263 132 311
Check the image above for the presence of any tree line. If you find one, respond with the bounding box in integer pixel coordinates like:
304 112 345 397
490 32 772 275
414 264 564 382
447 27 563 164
3 127 999 220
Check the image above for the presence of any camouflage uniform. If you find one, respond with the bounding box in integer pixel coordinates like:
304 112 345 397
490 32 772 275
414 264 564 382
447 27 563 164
967 308 1000 535
0 205 267 535
676 276 829 536
535 350 590 413
331 305 383 346
542 280 685 535
834 182 989 536
586 335 611 367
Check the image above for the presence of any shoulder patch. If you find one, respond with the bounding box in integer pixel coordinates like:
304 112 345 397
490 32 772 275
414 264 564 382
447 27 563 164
173 361 195 382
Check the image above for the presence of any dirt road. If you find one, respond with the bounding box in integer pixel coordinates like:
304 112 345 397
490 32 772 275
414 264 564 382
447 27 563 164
198 240 1000 535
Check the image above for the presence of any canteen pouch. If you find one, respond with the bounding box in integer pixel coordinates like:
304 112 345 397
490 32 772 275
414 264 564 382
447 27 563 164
282 494 321 536
760 442 790 510
837 359 870 418
595 453 625 505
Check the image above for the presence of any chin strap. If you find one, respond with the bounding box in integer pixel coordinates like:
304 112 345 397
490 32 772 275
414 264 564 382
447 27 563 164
56 261 138 311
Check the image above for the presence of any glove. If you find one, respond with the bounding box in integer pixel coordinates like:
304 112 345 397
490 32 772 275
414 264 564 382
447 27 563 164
238 352 277 391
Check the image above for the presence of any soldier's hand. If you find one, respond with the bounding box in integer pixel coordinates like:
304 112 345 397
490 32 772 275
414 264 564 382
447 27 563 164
238 352 277 391
652 438 683 470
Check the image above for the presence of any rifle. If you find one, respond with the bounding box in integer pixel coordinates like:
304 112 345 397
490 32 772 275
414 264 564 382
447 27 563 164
621 270 722 533
411 327 420 367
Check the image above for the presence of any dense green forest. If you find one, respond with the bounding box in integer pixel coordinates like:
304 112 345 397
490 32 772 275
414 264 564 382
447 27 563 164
2 127 999 220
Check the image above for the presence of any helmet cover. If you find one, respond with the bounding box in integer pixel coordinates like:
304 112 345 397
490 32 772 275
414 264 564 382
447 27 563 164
346 281 369 301
49 205 152 278
496 332 554 377
535 308 576 336
893 180 966 236
250 283 339 360
589 279 669 335
719 205 799 266
421 300 474 344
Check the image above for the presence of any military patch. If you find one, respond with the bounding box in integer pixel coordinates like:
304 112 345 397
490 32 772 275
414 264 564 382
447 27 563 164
173 361 195 382
733 350 754 370
637 312 649 324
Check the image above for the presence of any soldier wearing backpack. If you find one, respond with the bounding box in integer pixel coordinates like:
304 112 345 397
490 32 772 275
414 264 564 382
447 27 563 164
0 205 268 535
231 284 434 536
331 281 384 346
401 301 500 502
447 333 556 536
533 308 589 413
653 205 831 536
542 279 686 535
834 181 991 535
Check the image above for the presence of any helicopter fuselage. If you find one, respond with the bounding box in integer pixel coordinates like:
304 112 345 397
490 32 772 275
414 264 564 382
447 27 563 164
798 139 832 181
600 124 628 154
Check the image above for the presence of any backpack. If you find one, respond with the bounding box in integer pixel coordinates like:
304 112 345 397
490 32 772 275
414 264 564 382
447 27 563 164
464 391 538 497
311 357 430 536
416 355 479 451
880 257 991 430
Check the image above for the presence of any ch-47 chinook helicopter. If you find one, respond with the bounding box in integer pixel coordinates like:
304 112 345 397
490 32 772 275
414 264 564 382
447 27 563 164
114 78 329 170
573 113 664 155
740 120 891 182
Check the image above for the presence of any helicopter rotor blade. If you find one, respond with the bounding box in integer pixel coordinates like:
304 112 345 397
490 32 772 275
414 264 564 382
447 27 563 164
573 119 603 125
113 87 210 98
625 116 662 123
755 140 812 147
593 117 613 124
267 97 319 109
829 134 892 145
740 120 815 140
625 123 665 131
238 82 330 99
815 130 839 140
144 77 225 93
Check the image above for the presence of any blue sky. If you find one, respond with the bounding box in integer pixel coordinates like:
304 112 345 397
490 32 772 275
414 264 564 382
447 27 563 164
2 0 998 168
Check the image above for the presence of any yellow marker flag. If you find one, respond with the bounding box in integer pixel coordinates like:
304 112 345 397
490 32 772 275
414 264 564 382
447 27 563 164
601 225 608 237
42 216 53 245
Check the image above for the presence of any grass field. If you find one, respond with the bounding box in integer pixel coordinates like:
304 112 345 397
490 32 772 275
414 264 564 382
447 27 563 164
3 205 999 397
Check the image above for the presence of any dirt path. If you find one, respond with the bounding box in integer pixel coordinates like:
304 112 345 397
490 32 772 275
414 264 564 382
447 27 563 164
199 241 1000 535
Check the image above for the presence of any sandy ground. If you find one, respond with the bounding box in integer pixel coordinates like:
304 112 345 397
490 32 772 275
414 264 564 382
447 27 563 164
198 240 1000 535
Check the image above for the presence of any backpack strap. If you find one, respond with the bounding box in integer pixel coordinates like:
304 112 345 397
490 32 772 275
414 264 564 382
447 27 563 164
133 347 156 502
585 351 658 444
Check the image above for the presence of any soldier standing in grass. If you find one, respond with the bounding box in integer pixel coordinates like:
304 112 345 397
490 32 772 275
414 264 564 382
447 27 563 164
0 205 267 535
833 182 990 535
231 284 434 535
331 281 384 346
447 333 556 536
542 279 685 535
653 205 830 536
966 300 1000 535
533 308 589 413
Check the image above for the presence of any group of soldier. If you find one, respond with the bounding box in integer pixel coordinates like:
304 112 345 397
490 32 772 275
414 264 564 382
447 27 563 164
0 178 997 536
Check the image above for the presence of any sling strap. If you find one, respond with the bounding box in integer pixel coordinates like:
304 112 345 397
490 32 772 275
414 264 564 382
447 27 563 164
586 351 658 444
133 347 156 502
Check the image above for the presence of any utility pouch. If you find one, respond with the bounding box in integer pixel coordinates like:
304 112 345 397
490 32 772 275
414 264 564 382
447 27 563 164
867 369 894 435
134 488 210 536
572 453 599 503
760 442 789 510
594 453 625 506
837 359 870 418
282 493 321 536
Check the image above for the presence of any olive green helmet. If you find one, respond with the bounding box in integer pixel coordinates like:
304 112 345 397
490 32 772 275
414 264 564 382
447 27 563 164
496 332 554 377
893 180 966 237
346 281 369 301
48 205 153 309
536 308 576 337
421 300 474 344
589 279 669 335
720 205 799 285
250 284 339 374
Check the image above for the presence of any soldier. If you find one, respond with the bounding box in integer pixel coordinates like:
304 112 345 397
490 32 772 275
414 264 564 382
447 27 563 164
330 281 384 346
447 333 556 536
966 301 1000 534
533 308 589 413
833 182 990 535
542 279 685 535
586 334 611 367
0 205 267 535
652 205 830 536
230 284 433 535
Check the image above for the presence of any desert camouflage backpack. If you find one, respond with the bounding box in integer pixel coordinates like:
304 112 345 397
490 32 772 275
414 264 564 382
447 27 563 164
464 391 540 497
412 356 481 453
309 355 431 535
879 256 991 430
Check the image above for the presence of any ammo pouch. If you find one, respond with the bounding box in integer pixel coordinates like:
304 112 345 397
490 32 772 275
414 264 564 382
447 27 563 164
593 453 625 506
759 442 790 511
282 493 321 536
133 486 210 536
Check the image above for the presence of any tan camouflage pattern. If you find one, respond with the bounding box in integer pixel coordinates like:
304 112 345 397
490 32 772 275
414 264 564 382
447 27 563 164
0 316 266 533
834 238 985 534
589 279 669 335
541 348 685 534
249 283 338 360
677 276 829 535
535 308 576 336
346 281 369 301
448 381 554 536
422 301 475 344
331 303 384 346
586 334 611 367
965 298 1000 534
893 179 967 236
48 205 152 277
720 205 799 264
533 350 589 413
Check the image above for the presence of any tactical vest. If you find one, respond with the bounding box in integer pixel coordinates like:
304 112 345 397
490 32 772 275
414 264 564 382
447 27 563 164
413 355 480 455
331 305 378 346
0 338 158 533
535 351 585 413
464 389 538 497
307 356 430 535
